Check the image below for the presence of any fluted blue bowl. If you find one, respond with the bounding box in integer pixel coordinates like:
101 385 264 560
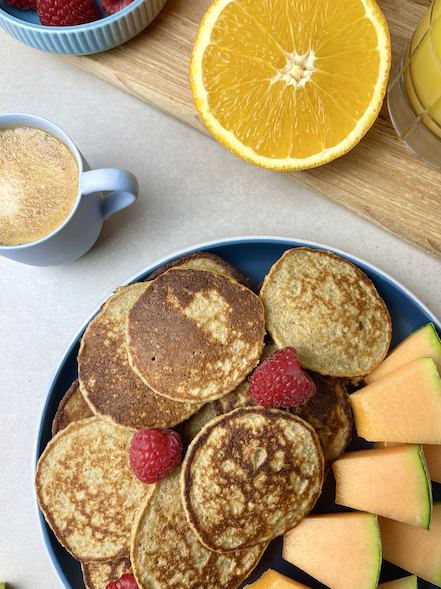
0 0 166 54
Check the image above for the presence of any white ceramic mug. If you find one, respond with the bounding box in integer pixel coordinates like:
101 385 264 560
0 113 139 266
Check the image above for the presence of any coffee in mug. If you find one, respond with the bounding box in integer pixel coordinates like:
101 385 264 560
0 126 79 246
0 113 139 267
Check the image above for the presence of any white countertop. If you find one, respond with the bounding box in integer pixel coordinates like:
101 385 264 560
1 26 441 589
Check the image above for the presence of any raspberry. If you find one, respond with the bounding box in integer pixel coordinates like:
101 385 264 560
249 346 316 408
129 428 183 484
37 0 99 26
2 0 36 10
100 0 134 16
106 574 139 589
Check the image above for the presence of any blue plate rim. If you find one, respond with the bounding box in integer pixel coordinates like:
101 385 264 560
32 234 441 589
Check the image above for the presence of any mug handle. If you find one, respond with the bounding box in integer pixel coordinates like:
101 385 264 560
80 169 139 221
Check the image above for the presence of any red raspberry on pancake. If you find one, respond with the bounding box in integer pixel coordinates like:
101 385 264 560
37 0 99 26
249 346 316 408
129 428 183 484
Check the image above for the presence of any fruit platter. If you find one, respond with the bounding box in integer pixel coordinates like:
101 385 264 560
34 237 441 589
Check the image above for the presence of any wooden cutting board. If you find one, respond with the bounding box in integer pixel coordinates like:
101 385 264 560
63 0 441 260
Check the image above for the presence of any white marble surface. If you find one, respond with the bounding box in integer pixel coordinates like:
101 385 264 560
1 26 441 589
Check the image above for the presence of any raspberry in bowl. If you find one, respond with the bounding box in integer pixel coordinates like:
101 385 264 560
0 0 166 54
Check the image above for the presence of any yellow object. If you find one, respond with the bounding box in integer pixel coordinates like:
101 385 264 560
244 569 312 589
282 512 381 589
190 0 391 170
349 357 441 444
403 0 441 139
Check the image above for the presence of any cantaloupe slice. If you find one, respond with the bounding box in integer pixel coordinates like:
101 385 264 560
349 357 441 444
244 569 312 589
332 445 432 529
282 512 381 589
366 323 441 384
379 502 441 586
378 576 418 589
375 442 441 485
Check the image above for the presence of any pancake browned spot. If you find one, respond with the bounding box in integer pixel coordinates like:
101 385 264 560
78 283 201 430
52 379 93 437
144 251 254 290
131 466 267 589
35 417 152 562
181 407 324 552
126 269 265 403
82 557 132 589
260 248 392 377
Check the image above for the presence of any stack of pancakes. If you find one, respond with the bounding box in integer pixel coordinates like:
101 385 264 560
35 248 392 589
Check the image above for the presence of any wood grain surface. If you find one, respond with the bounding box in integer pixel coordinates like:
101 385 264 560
63 0 441 260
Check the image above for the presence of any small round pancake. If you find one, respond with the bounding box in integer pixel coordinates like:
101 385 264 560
260 248 392 377
126 269 265 404
290 372 353 472
212 343 277 416
211 363 352 473
182 402 216 447
144 251 254 290
82 557 132 589
52 379 93 437
181 407 324 552
78 283 201 430
131 466 267 589
35 417 152 562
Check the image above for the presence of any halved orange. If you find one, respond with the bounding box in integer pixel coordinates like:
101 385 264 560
190 0 391 170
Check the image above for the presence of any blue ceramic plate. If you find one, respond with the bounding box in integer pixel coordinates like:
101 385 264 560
34 236 441 589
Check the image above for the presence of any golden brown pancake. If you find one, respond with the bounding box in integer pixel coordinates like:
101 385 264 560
35 417 152 562
82 557 132 589
212 366 352 474
126 269 265 404
131 466 267 589
182 402 217 447
51 379 93 437
78 283 201 430
212 343 277 416
181 407 324 552
290 372 353 472
144 251 254 290
260 248 392 377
